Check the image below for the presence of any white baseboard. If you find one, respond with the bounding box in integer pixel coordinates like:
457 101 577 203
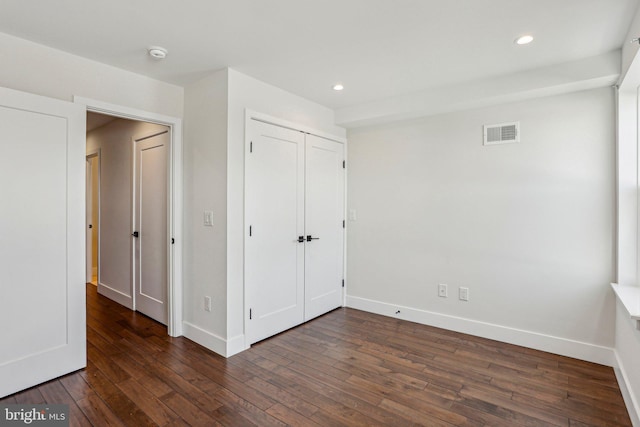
614 351 640 426
182 322 248 357
98 283 133 310
227 334 248 357
346 296 615 367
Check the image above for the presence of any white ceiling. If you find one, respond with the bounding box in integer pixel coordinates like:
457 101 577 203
0 0 637 110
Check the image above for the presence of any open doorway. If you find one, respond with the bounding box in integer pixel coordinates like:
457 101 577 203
85 110 177 332
77 96 183 337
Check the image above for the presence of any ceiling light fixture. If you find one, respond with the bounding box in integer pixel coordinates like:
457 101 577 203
515 35 534 45
333 83 344 91
148 46 168 59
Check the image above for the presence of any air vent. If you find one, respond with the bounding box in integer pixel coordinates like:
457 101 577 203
483 122 519 146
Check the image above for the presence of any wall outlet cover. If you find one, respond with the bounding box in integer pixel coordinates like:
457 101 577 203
438 284 448 298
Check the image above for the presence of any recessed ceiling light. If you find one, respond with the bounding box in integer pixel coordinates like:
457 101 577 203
515 35 534 45
333 84 344 91
148 46 168 59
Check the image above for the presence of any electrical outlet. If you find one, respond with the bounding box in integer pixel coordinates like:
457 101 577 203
438 284 448 298
459 287 469 301
204 296 212 312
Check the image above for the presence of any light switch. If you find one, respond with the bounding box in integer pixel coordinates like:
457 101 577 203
348 209 357 221
204 211 213 226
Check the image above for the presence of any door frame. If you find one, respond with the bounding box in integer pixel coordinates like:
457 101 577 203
75 96 183 337
86 149 100 284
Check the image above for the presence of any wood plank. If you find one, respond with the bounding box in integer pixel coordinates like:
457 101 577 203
13 386 46 404
116 378 179 426
38 380 92 427
0 285 631 427
266 402 324 426
160 391 221 427
76 393 125 427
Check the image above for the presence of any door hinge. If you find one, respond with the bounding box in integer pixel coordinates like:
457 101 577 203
249 308 252 320
249 225 252 236
342 279 345 288
343 160 345 169
250 141 253 153
171 238 175 244
342 220 345 228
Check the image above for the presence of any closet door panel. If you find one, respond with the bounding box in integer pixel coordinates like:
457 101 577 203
304 135 345 321
245 120 305 344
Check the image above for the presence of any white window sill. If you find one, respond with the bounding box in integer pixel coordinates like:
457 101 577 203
611 283 640 330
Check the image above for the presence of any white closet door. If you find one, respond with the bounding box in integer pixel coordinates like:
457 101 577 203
245 120 305 344
304 135 345 321
0 87 86 397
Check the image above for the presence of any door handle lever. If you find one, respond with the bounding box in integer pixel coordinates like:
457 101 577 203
306 235 319 242
132 231 139 238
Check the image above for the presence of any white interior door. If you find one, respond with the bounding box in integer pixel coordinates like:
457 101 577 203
86 158 93 283
0 86 86 398
133 131 168 324
246 120 305 344
304 135 345 321
90 155 99 283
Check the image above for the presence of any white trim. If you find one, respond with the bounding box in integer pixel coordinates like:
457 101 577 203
246 109 347 144
74 96 183 337
97 282 133 310
227 335 248 357
183 323 248 357
346 295 615 366
612 283 640 326
614 350 640 427
183 321 228 356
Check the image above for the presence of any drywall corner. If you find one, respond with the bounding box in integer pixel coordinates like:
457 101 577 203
183 68 229 353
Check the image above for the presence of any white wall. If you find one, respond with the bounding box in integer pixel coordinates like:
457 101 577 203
182 69 229 351
0 31 183 118
621 2 640 84
616 300 640 425
616 4 640 421
346 88 616 363
86 118 169 307
181 67 346 356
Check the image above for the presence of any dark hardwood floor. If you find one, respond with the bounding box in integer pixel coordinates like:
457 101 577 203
0 284 632 426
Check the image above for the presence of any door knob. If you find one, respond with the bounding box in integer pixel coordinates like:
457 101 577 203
132 231 139 238
297 236 305 243
306 235 319 242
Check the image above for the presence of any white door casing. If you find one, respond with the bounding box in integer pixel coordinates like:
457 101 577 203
304 135 345 321
0 86 86 398
245 120 305 344
75 96 183 338
133 131 169 325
